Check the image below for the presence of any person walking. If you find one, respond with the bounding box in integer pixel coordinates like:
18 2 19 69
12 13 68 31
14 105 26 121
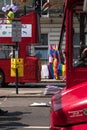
6 8 14 24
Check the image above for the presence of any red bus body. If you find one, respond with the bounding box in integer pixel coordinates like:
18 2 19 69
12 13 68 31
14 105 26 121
50 0 87 130
0 12 40 86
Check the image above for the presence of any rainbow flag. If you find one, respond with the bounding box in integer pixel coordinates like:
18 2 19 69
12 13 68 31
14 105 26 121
58 64 66 76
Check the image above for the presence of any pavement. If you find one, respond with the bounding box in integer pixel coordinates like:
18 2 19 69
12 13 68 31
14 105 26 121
0 87 46 98
0 80 66 98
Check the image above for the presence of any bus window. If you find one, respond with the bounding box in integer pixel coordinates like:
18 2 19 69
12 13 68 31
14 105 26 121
73 10 87 67
0 44 15 59
26 45 31 56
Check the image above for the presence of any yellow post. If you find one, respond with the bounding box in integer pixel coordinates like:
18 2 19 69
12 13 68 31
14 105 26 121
11 58 24 77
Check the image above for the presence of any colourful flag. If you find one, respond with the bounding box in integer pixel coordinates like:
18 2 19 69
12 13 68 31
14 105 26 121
41 2 51 12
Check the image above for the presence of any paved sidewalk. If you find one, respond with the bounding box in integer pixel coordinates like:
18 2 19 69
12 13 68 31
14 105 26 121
0 80 66 98
0 87 52 98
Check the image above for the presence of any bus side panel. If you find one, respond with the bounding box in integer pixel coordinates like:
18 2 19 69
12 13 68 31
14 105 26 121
24 57 40 82
21 12 40 44
0 59 14 83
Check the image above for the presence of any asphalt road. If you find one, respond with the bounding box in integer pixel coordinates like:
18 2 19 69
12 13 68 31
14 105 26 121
0 97 51 130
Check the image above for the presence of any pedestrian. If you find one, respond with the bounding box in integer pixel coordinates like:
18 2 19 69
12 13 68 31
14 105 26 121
6 7 14 24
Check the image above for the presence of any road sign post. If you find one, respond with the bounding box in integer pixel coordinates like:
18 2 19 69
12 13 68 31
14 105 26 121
12 20 22 94
11 58 24 94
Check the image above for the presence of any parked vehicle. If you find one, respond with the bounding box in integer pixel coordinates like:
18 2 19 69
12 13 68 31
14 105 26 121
0 12 41 87
50 0 87 129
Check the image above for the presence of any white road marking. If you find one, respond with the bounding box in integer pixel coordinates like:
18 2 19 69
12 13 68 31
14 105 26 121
3 97 7 102
24 126 50 129
0 97 7 104
1 126 50 129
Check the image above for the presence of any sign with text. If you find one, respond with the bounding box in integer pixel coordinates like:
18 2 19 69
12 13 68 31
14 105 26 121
12 21 22 42
0 24 32 38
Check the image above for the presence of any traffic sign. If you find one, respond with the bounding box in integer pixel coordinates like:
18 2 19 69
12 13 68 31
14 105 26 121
11 58 24 77
12 21 22 42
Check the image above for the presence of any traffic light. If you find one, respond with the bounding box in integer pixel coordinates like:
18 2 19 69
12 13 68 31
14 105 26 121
35 0 41 16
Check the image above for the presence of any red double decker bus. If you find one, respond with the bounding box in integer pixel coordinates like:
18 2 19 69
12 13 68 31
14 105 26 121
0 12 41 87
50 0 87 130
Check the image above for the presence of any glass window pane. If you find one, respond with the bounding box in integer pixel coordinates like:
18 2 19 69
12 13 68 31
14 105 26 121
0 44 14 59
41 34 48 45
34 48 48 60
26 45 31 56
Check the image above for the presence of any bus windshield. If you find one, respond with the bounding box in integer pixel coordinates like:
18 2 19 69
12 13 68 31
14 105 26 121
73 8 87 67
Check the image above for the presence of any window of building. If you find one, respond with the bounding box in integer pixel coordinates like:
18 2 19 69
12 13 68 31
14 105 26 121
26 44 31 56
29 34 48 62
34 46 48 60
41 34 48 45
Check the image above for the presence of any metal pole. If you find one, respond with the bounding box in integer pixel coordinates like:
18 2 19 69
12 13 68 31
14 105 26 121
11 0 13 4
24 0 26 15
16 68 18 94
3 0 6 6
16 42 18 94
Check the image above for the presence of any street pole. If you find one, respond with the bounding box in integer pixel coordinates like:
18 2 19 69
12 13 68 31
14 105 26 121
15 42 18 94
12 20 22 95
24 0 26 15
11 0 13 4
16 67 18 94
3 0 6 6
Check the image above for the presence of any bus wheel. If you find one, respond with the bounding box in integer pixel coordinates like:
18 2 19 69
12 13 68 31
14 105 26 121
0 71 5 87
